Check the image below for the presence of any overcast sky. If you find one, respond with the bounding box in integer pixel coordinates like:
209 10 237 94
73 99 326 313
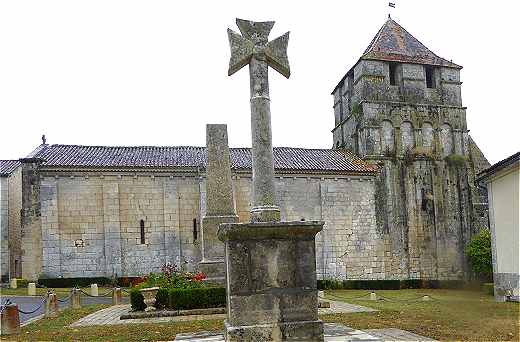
1 1 518 164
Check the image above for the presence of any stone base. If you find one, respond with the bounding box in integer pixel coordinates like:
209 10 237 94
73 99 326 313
224 319 324 342
218 220 325 342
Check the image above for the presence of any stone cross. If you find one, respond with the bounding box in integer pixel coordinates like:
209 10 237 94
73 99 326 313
227 18 290 222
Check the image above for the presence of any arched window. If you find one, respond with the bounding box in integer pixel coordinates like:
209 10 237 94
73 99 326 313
193 219 198 241
140 219 145 244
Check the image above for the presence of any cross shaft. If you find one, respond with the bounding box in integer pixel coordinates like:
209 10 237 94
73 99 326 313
227 18 290 222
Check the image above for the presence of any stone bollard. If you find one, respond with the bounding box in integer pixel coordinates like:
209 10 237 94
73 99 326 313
9 278 17 289
90 283 98 297
45 293 59 318
422 295 431 301
0 304 21 335
112 287 122 305
28 282 36 296
71 288 81 309
370 292 377 301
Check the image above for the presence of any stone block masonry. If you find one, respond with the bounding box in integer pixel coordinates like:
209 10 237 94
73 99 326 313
21 171 386 281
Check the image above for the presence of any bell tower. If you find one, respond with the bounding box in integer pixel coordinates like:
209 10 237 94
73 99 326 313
331 17 490 280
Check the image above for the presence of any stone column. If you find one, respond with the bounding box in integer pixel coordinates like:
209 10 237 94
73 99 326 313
45 293 59 318
248 57 280 222
103 183 122 278
71 288 81 309
198 124 238 283
112 287 122 305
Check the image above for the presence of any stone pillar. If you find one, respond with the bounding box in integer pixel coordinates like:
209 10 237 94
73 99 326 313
248 57 280 223
0 304 20 335
27 282 36 296
218 221 324 341
90 284 98 297
71 288 81 309
45 293 59 318
103 183 123 278
112 287 122 305
198 124 238 283
9 278 17 289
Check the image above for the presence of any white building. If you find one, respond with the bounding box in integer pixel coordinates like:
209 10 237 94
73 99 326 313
478 152 520 302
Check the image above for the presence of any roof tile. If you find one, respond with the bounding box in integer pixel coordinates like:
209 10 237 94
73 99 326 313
0 160 21 176
31 144 377 174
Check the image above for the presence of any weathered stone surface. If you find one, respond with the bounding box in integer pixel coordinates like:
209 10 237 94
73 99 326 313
219 220 324 341
200 124 238 282
205 125 235 217
0 304 20 335
227 18 291 223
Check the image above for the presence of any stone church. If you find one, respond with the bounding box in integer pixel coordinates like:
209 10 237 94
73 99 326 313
0 17 489 283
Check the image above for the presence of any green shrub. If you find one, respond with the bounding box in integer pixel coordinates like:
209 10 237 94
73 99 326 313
168 287 226 310
344 280 400 290
155 288 169 309
482 282 494 296
465 228 493 280
38 277 112 288
317 279 343 290
130 288 146 311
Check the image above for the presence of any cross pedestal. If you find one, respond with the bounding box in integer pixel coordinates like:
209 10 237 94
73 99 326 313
218 221 324 341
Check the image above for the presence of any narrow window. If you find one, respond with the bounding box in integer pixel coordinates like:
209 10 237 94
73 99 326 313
140 219 145 244
425 66 435 88
193 219 198 241
389 62 398 86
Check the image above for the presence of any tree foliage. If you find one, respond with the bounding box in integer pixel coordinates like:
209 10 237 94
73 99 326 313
465 228 493 279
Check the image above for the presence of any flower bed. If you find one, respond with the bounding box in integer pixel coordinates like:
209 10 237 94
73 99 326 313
130 263 226 311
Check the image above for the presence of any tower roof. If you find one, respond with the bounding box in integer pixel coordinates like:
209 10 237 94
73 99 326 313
361 17 461 68
333 17 461 93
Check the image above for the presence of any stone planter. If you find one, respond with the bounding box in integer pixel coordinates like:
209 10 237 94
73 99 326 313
139 287 159 312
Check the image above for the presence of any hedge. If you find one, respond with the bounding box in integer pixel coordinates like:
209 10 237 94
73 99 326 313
130 288 146 311
130 286 226 311
318 279 466 290
37 277 148 288
38 277 113 288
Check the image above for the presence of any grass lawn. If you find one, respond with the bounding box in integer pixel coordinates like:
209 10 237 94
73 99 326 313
0 287 130 298
2 305 223 342
2 289 518 341
323 289 520 341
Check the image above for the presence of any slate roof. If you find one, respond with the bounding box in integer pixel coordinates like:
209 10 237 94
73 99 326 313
0 160 21 176
29 144 377 174
362 18 461 68
333 17 460 92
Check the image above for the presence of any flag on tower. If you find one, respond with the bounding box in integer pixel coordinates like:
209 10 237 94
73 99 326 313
389 2 396 8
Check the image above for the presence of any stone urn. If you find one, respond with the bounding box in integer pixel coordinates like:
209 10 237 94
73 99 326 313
139 287 159 312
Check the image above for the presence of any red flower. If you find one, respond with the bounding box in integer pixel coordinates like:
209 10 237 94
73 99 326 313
192 272 207 282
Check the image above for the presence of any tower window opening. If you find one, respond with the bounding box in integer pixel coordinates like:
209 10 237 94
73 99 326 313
140 219 145 244
389 62 398 86
425 66 435 88
193 218 198 241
